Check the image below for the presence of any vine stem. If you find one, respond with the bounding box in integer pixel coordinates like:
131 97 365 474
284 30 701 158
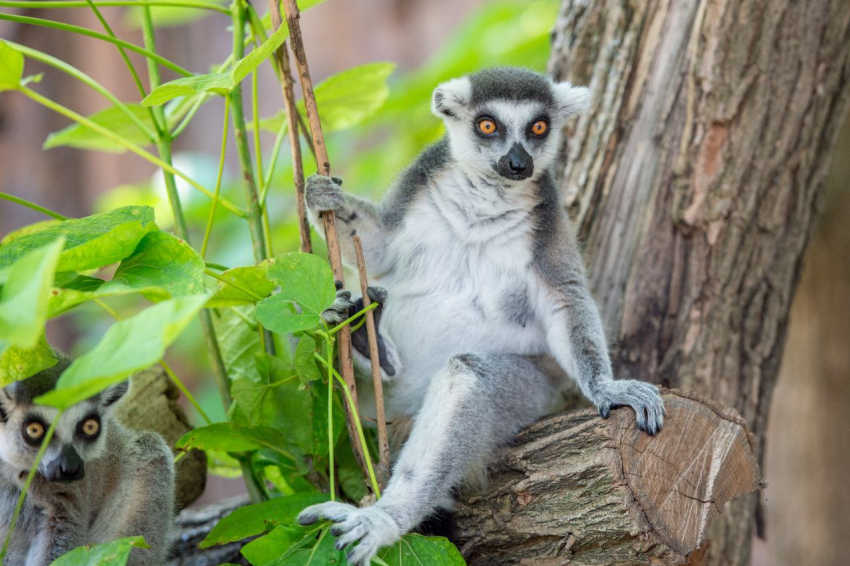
18 86 245 217
352 236 390 489
268 0 311 253
0 416 59 561
314 352 381 498
204 268 264 301
0 0 229 13
0 191 66 220
0 13 192 76
280 0 372 492
327 334 336 501
201 100 230 259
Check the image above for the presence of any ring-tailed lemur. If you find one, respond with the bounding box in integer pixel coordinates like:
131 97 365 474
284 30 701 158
0 358 175 566
301 67 665 565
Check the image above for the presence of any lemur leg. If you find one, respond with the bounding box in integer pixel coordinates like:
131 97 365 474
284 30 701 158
304 175 388 273
299 354 558 566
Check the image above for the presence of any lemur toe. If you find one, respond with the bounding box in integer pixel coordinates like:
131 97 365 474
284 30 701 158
297 501 352 526
321 288 354 324
305 174 344 212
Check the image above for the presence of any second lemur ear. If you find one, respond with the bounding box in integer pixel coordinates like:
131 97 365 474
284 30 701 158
431 76 472 119
101 380 129 409
552 81 591 117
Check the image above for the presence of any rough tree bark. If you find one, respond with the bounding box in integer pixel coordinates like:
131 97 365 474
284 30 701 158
546 0 850 564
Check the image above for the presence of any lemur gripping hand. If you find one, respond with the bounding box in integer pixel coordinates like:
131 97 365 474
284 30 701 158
595 379 665 436
305 174 344 212
321 283 397 377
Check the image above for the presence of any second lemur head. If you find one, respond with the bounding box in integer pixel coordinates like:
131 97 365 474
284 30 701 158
432 67 589 182
0 357 128 483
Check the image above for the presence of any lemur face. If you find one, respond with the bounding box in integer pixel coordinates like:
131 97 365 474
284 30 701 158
0 362 127 483
432 67 589 183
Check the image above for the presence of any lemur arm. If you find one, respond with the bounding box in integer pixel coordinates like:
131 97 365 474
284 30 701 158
533 205 664 435
304 175 391 275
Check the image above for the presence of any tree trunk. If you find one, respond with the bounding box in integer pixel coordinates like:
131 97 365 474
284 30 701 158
547 1 850 565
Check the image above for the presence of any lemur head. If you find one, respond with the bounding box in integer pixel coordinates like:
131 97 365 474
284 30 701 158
0 357 128 483
432 67 589 182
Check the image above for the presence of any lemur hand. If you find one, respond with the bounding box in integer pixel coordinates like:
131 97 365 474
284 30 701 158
321 283 398 378
595 379 665 435
305 174 344 212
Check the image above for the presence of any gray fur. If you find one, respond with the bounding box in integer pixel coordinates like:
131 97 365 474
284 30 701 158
298 67 662 566
0 360 175 565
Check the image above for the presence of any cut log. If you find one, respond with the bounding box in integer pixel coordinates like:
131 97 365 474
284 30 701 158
166 391 759 565
454 390 760 566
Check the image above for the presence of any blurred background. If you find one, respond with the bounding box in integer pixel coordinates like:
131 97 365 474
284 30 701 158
0 1 847 564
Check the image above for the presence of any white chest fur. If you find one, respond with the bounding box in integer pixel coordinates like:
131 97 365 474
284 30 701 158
374 168 546 414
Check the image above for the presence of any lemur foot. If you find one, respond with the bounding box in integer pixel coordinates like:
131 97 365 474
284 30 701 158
298 501 401 566
596 380 665 435
305 174 344 212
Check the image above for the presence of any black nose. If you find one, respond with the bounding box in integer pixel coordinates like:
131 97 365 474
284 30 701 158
44 445 85 483
497 143 533 180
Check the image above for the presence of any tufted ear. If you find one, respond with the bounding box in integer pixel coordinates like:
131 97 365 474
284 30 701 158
101 380 129 410
552 81 591 117
431 76 472 119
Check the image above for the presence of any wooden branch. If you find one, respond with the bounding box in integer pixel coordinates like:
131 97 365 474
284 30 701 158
267 0 311 254
168 391 758 564
454 390 760 565
279 0 370 491
352 235 390 490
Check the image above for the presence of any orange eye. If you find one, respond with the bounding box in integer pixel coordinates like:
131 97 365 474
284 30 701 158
25 421 45 441
82 418 99 437
477 118 497 135
531 120 548 136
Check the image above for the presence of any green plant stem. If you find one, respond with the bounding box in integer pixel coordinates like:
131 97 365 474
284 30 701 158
204 268 264 301
0 416 59 561
328 302 378 336
0 191 67 220
19 86 245 217
202 101 230 259
0 0 229 14
83 0 148 100
260 118 287 206
314 352 381 498
327 335 336 501
251 69 274 258
170 93 207 138
205 261 230 271
0 14 192 76
228 0 269 265
6 42 157 143
161 361 213 425
229 305 257 330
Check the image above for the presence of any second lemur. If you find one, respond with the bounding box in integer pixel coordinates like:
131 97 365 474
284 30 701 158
299 67 665 565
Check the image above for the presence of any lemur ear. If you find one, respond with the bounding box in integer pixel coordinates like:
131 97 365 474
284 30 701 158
552 81 590 117
431 77 472 119
101 380 129 409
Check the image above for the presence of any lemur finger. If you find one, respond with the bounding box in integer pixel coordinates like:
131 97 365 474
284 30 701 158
297 501 353 526
333 524 367 550
598 404 611 419
366 286 388 304
305 174 344 212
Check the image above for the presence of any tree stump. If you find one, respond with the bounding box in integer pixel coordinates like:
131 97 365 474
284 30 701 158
454 390 759 565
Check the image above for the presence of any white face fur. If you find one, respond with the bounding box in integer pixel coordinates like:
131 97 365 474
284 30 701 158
431 74 589 183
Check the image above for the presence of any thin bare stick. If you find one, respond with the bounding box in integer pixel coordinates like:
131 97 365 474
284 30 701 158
268 0 311 253
352 236 390 489
280 0 371 490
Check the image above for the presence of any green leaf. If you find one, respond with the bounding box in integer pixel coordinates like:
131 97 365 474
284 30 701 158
49 536 149 566
243 525 342 566
0 206 156 273
101 231 205 300
0 335 58 386
175 421 291 455
44 104 155 153
255 252 336 335
0 40 23 91
0 238 64 350
207 264 276 308
294 335 323 385
199 493 327 549
36 294 208 409
377 534 466 566
142 23 290 107
259 62 395 134
215 306 263 383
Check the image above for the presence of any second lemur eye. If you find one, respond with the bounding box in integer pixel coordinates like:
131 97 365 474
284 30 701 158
477 118 497 136
24 421 45 442
81 418 99 437
531 120 548 136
